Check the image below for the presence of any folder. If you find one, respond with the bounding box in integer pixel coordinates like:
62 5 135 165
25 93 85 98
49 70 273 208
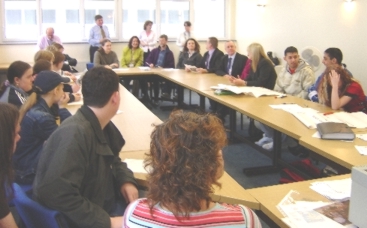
316 122 355 140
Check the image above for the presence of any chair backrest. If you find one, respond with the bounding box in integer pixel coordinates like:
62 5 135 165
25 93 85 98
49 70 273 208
86 63 94 70
12 183 69 228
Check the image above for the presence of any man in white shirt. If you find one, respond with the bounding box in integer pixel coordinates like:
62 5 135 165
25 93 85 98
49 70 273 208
89 15 110 62
176 21 193 57
37 27 62 50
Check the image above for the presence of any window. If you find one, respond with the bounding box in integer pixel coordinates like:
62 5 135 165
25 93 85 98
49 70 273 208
1 0 228 43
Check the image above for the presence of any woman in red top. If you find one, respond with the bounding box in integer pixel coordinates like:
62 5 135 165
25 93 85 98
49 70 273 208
318 66 367 113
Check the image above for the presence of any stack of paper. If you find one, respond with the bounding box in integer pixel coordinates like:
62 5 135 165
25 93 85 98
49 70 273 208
211 84 284 97
309 178 351 200
355 146 367 155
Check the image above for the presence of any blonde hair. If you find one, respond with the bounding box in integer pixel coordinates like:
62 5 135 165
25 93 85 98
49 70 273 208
247 43 270 72
34 50 55 63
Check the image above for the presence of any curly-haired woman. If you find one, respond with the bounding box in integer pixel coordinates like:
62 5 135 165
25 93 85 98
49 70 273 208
123 111 262 227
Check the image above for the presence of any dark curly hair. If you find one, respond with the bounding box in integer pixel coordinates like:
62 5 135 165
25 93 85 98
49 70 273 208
128 36 140 49
145 110 227 219
183 38 200 53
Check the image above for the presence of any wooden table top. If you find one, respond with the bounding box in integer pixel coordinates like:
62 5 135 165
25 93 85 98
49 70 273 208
119 150 260 210
247 174 351 228
67 84 162 152
299 134 367 170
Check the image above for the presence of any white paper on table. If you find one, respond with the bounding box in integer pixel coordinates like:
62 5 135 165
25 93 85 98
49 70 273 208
138 67 150 71
123 159 148 174
355 145 367 155
112 68 129 73
269 104 303 111
116 110 123 115
280 201 344 228
312 131 321 138
309 178 351 200
356 134 367 141
67 99 84 106
161 68 177 71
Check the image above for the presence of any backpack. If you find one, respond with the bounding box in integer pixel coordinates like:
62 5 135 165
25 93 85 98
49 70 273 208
279 159 321 184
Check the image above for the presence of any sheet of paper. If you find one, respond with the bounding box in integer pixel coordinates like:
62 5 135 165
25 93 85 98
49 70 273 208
116 110 123 115
138 67 150 71
310 178 351 200
67 99 83 106
123 159 148 174
312 131 321 138
355 145 367 155
356 134 367 141
112 68 129 73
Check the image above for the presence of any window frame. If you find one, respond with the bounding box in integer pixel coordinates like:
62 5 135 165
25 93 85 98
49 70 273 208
0 0 230 44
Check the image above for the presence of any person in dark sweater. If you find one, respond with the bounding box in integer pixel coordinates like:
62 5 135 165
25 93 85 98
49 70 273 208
197 37 224 74
229 42 277 89
93 39 119 69
176 38 202 70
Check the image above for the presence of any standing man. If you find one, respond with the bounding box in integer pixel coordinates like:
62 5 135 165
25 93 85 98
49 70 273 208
213 40 247 121
308 48 352 102
37 27 62 50
89 15 110 63
33 67 138 228
176 21 193 57
197 37 224 73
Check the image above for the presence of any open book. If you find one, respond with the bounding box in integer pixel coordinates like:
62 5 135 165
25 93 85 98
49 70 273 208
211 84 284 98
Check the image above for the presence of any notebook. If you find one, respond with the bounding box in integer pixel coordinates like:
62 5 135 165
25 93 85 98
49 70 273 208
316 122 355 140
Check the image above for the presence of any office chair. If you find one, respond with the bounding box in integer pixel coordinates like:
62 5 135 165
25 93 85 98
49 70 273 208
12 183 69 228
86 63 94 71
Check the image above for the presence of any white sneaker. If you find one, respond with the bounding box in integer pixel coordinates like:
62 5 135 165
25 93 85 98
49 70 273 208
262 142 274 151
255 136 273 146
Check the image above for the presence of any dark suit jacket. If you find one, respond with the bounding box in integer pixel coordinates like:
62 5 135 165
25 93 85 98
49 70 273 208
216 53 248 77
199 48 224 73
246 57 277 90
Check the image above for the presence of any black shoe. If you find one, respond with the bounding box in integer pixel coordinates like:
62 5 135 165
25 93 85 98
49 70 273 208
288 144 309 158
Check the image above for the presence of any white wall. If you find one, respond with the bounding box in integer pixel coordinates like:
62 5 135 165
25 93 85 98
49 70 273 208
236 0 367 91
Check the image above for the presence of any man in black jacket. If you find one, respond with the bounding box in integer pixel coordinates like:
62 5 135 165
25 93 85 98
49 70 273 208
197 37 224 74
211 40 248 121
216 40 248 78
33 67 138 228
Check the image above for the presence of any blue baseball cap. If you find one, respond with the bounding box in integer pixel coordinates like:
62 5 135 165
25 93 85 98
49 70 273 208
34 71 70 94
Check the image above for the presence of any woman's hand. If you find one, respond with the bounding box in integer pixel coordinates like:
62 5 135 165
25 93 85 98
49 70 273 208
329 70 340 88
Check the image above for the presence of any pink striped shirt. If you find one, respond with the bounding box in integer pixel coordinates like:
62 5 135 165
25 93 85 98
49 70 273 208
123 198 262 227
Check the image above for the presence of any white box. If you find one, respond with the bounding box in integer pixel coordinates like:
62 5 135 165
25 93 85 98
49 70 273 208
349 165 367 228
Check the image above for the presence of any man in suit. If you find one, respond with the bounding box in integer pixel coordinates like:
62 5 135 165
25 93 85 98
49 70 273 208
211 40 247 122
197 37 224 73
215 40 248 78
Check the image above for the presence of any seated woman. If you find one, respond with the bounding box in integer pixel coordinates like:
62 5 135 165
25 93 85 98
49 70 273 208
51 51 81 102
34 50 54 63
176 38 202 70
0 103 21 228
32 59 52 79
120 36 144 95
13 71 71 184
93 39 119 69
318 66 367 113
124 111 262 227
50 42 78 72
229 42 277 90
0 61 33 108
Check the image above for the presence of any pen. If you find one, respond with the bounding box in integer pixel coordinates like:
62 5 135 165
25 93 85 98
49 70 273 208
145 62 151 66
323 112 334 116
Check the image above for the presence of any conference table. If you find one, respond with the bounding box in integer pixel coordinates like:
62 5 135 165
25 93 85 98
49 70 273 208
247 174 351 228
115 68 367 176
66 83 260 210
